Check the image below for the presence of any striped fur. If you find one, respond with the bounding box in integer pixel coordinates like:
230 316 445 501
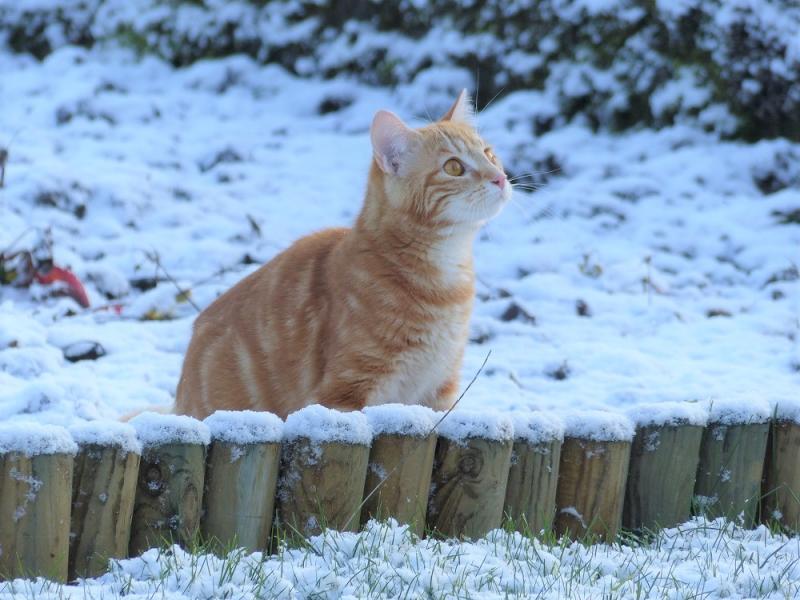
174 91 511 419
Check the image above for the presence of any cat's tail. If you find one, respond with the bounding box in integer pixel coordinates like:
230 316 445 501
119 404 174 422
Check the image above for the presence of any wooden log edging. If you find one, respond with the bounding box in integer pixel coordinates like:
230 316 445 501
361 404 437 537
623 403 707 531
127 413 209 555
762 402 800 529
503 412 563 536
555 412 633 541
427 411 513 540
5 399 800 582
0 423 77 583
694 400 771 527
68 422 141 580
202 410 282 554
277 405 371 538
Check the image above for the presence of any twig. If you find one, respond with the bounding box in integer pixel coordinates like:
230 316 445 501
345 350 492 531
430 349 492 434
144 249 201 313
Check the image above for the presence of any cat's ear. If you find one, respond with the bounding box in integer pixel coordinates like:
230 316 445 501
370 110 418 175
440 89 475 124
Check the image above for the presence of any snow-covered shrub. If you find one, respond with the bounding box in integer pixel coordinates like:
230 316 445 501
2 0 798 140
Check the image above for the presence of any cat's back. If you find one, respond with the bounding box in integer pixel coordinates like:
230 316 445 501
176 226 350 419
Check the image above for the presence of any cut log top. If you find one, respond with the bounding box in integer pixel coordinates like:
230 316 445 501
128 412 211 447
283 404 372 446
626 401 709 429
772 399 800 425
561 411 635 442
69 421 142 455
363 403 437 437
0 422 77 456
204 409 283 444
510 411 564 444
707 398 772 426
436 410 514 444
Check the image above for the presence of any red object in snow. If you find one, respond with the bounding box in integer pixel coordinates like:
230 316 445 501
34 266 91 308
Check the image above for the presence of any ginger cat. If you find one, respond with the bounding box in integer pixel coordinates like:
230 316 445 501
174 90 510 420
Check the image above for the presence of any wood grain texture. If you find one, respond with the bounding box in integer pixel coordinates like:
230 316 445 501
623 424 703 531
555 438 630 541
202 440 280 553
69 445 140 579
503 438 561 535
762 421 800 528
277 439 370 537
129 443 206 555
695 422 769 526
0 453 73 582
361 433 437 536
427 437 513 540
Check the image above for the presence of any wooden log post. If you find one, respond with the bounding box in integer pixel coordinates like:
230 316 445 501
503 412 564 536
694 401 770 527
202 410 283 553
623 403 707 531
128 413 210 556
68 422 141 580
762 417 800 528
555 412 634 542
761 402 800 529
361 405 437 537
427 412 513 540
0 424 77 582
277 405 371 539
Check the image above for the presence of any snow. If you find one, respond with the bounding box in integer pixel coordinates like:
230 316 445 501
128 412 210 447
204 409 283 444
626 401 709 428
707 397 773 426
362 403 437 437
561 410 635 442
69 420 142 454
0 423 77 456
3 517 800 598
283 404 372 446
436 410 514 443
510 411 564 444
0 47 797 437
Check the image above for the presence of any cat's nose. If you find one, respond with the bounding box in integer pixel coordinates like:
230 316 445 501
491 173 507 189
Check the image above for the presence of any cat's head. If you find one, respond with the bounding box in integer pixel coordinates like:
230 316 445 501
370 90 510 228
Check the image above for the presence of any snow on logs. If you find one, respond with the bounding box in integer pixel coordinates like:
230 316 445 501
277 405 372 537
694 400 771 527
0 423 77 582
3 398 800 582
68 421 141 579
128 413 210 556
202 410 282 553
623 403 707 531
361 405 437 536
427 411 514 539
503 412 564 535
555 412 634 541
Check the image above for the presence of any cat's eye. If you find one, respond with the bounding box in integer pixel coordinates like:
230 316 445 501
443 158 465 176
484 148 497 163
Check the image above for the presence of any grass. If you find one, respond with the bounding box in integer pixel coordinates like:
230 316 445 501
2 516 800 599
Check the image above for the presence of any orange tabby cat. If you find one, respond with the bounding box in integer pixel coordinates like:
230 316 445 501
174 90 510 420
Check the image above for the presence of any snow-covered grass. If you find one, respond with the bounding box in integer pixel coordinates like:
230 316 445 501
2 518 800 599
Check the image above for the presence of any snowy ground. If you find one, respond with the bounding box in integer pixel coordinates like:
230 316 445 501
3 518 800 599
1 43 800 599
1 46 798 425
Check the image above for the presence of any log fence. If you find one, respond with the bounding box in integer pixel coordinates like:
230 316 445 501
1 401 799 582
